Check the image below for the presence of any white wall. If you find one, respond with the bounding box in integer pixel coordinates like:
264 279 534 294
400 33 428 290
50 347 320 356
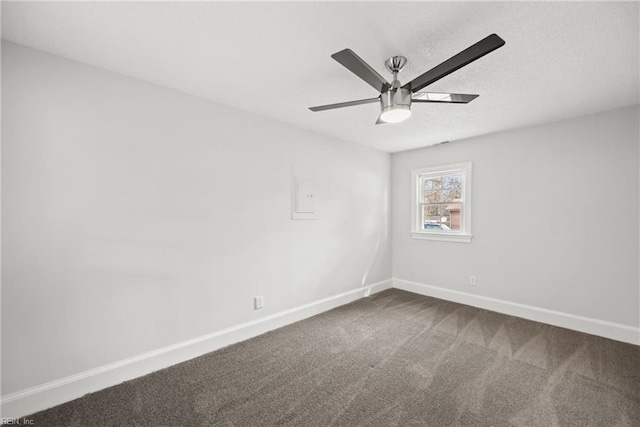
1 42 391 395
392 105 639 329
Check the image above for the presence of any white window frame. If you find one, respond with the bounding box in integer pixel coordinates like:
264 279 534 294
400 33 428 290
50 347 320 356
411 162 473 243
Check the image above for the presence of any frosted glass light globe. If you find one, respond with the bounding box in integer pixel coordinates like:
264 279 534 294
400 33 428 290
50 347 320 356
379 105 411 123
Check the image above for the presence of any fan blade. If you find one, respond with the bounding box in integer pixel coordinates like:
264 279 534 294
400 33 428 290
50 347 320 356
412 92 479 104
403 34 505 93
309 97 379 112
332 49 391 93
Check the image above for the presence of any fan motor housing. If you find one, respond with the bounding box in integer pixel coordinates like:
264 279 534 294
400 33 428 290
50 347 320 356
380 87 412 112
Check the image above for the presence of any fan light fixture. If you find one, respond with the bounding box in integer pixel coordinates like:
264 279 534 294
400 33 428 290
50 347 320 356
379 86 412 124
380 104 411 123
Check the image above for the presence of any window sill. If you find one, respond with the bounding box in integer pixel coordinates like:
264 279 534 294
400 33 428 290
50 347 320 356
411 232 473 243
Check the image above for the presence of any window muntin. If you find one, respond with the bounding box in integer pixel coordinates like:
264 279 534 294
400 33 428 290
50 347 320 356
411 162 472 242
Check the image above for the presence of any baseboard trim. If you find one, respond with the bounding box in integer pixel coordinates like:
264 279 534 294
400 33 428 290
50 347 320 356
393 278 640 346
1 279 393 419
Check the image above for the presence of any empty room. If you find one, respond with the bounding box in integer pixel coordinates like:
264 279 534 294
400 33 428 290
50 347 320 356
1 1 638 426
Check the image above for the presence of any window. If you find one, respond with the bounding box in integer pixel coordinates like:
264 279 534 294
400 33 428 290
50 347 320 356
411 162 472 242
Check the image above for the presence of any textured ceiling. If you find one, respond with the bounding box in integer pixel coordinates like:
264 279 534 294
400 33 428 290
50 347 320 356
2 1 638 152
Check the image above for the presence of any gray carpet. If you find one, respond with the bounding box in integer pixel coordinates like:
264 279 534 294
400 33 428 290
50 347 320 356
21 289 640 426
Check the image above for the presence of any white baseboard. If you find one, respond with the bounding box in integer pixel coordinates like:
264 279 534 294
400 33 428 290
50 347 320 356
393 278 640 346
1 279 393 420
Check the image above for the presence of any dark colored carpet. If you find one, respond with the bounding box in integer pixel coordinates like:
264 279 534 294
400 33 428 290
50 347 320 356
23 289 640 426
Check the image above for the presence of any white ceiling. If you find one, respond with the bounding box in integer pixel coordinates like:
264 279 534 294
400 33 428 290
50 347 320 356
2 1 638 153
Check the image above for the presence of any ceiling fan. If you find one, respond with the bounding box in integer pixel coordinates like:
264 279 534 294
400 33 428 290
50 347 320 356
309 34 505 124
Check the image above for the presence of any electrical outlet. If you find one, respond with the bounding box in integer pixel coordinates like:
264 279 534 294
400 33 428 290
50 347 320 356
469 276 476 286
255 296 264 310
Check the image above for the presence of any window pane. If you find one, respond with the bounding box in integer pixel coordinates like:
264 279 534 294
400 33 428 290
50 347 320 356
442 188 462 202
422 203 462 231
423 177 443 190
442 174 462 190
424 190 443 203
